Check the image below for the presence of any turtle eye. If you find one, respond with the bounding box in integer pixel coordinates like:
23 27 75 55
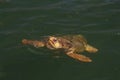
53 39 57 42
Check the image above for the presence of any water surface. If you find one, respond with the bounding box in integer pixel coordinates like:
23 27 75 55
0 0 120 80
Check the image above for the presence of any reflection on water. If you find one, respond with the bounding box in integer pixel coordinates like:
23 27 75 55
0 0 120 80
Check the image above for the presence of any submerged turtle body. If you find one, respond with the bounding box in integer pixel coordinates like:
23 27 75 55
57 35 97 53
22 35 98 62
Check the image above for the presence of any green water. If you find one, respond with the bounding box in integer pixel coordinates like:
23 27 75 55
0 0 120 80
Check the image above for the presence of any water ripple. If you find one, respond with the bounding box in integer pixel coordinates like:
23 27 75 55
0 1 118 12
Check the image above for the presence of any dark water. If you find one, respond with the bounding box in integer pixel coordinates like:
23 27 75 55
0 0 120 80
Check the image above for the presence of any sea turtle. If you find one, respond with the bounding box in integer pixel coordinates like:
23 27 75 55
22 35 98 62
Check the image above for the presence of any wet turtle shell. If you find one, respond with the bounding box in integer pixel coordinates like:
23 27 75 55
58 35 88 53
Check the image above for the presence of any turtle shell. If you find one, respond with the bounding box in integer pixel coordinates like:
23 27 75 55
61 35 88 53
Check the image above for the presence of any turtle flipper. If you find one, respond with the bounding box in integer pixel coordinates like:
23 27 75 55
66 52 92 62
85 44 98 53
22 39 45 48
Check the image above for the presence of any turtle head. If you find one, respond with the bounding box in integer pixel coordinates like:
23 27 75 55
48 36 62 49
